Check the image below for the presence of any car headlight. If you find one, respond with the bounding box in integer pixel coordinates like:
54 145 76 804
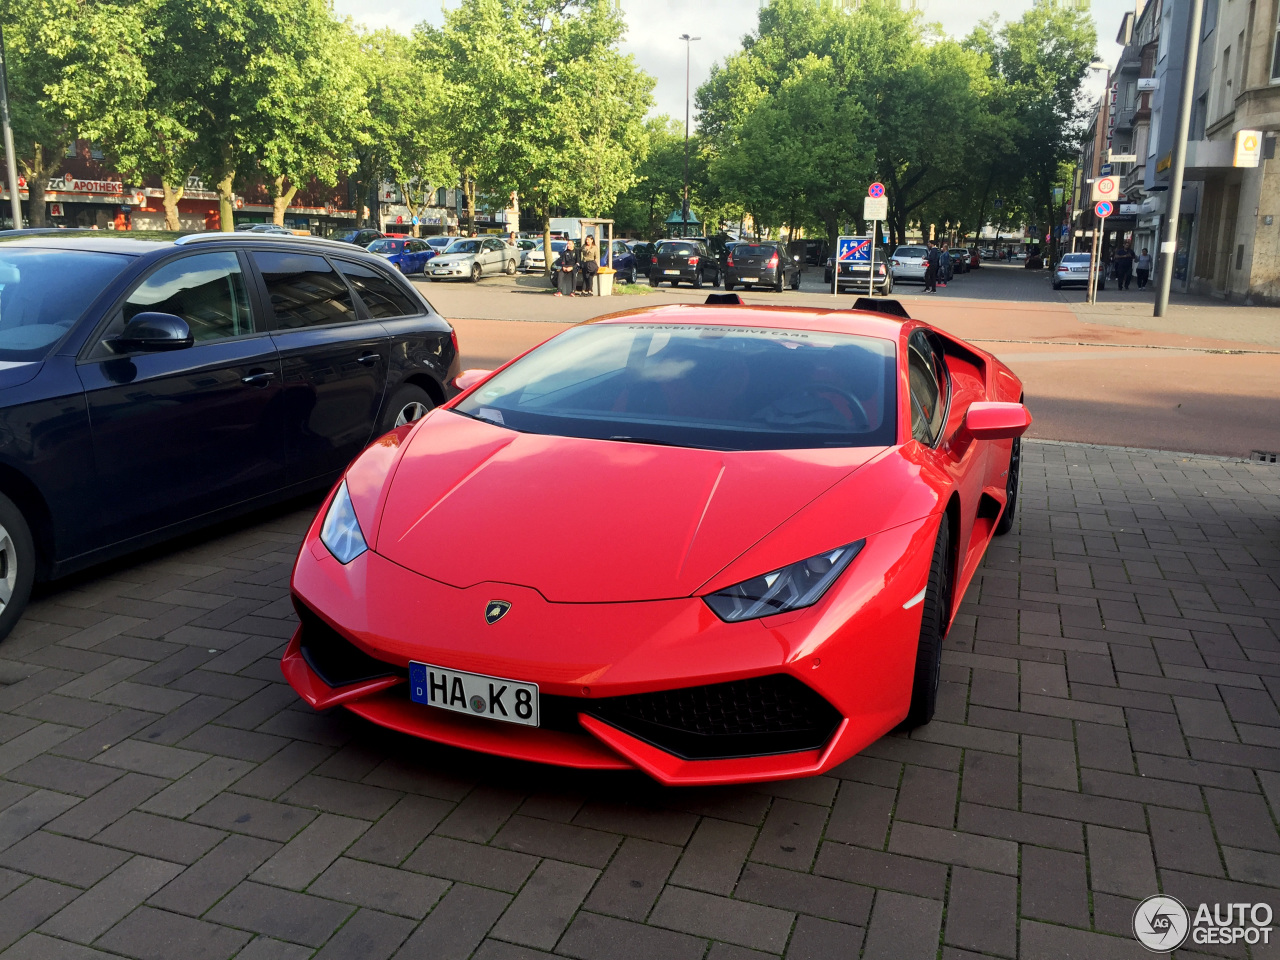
704 541 864 622
319 481 368 564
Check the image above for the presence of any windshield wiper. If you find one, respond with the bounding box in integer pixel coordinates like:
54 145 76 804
608 435 684 446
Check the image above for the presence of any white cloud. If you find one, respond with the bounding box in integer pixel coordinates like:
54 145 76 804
331 0 1129 116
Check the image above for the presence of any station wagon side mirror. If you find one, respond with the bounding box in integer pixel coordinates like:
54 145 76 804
454 369 495 392
111 312 194 353
963 402 1032 441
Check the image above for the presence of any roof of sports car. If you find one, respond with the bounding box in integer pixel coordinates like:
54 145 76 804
585 303 911 340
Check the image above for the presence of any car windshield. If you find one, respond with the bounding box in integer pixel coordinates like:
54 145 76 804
446 240 480 254
895 247 928 258
367 239 405 253
734 245 776 257
0 248 132 362
453 322 897 451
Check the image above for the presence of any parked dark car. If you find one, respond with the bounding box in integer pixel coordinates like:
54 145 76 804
649 239 721 287
823 246 893 294
947 249 969 274
0 230 460 640
625 240 654 279
607 240 645 284
334 229 386 248
724 241 801 292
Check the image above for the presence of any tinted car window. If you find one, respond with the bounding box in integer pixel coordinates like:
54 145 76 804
367 239 405 254
0 248 131 361
251 251 356 329
446 240 481 254
92 251 253 357
656 242 698 256
454 323 897 451
1061 253 1090 263
907 333 945 444
335 260 418 319
734 244 777 257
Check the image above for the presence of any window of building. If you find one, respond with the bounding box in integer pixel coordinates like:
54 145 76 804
1273 6 1280 81
1203 0 1219 37
1192 93 1208 139
1220 46 1233 116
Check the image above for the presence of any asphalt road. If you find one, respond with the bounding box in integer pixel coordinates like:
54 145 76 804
412 265 1280 459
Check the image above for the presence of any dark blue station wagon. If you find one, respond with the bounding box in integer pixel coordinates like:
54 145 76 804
0 231 460 638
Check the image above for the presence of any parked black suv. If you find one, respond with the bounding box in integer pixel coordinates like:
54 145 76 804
724 242 801 291
0 230 459 640
649 239 722 288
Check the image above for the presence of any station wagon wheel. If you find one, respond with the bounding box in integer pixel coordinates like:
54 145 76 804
505 259 517 275
380 383 436 434
0 492 36 643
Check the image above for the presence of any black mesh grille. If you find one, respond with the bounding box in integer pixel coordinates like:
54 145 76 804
586 674 840 760
294 598 405 688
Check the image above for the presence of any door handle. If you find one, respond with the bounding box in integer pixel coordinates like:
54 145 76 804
357 353 380 366
241 370 276 387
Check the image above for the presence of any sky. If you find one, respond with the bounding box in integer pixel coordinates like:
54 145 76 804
332 0 1135 119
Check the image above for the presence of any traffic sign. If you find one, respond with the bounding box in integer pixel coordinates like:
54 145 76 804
837 236 871 262
1091 176 1119 202
863 195 888 221
1095 200 1113 218
868 182 885 199
411 215 420 225
1100 163 1113 176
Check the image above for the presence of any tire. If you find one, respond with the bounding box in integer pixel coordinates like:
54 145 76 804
628 265 637 285
791 271 801 290
693 271 703 289
650 277 660 287
712 270 722 289
994 436 1022 535
379 383 435 433
905 520 951 727
505 259 516 276
469 263 481 283
774 272 784 293
0 491 35 643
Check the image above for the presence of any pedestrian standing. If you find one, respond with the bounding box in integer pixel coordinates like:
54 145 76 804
1135 247 1152 289
938 243 950 287
924 241 940 293
1115 242 1135 290
555 240 580 297
580 236 599 296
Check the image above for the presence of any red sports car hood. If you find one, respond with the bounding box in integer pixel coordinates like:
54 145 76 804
374 411 885 602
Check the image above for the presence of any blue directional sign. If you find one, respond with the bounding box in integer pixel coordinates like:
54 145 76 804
837 236 871 262
411 215 420 225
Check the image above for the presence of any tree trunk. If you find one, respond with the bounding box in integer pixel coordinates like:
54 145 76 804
162 182 185 231
271 175 298 226
543 218 553 278
20 144 47 228
217 170 235 232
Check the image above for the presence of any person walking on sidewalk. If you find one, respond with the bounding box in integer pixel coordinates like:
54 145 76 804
924 241 940 292
555 239 581 297
1135 248 1152 289
580 236 599 296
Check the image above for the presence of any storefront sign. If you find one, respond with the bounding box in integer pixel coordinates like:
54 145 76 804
49 176 125 195
1234 130 1263 168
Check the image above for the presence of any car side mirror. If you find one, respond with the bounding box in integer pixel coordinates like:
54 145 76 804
110 312 193 353
454 369 495 392
964 402 1032 440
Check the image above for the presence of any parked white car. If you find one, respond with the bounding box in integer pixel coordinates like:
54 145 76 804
524 239 569 273
427 237 518 282
889 245 929 283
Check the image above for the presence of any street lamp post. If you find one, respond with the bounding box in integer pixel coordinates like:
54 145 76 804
679 33 700 238
0 25 23 229
1154 0 1205 317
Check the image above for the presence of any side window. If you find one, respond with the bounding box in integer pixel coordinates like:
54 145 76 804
251 251 356 329
93 251 253 357
335 260 419 320
907 333 945 444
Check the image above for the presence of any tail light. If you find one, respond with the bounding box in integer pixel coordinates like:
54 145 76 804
688 256 700 266
651 256 658 264
877 263 886 275
891 259 900 266
449 326 459 357
727 252 735 267
767 252 779 268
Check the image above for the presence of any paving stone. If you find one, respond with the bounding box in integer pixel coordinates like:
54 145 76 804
5 755 123 796
783 915 864 960
0 831 128 888
39 856 182 944
230 741 334 800
1021 734 1079 790
310 908 414 960
0 932 122 959
944 867 1016 958
188 792 317 842
279 774 401 821
892 765 958 829
403 835 538 893
887 822 1017 875
649 886 793 953
582 836 680 921
138 757 255 819
390 883 510 960
491 814 620 869
667 817 757 895
147 834 280 917
43 773 166 841
572 802 698 846
344 794 453 866
814 841 947 899
0 790 80 853
825 780 895 848
205 881 353 948
1148 806 1225 877
250 812 369 890
92 739 207 779
861 890 943 960
749 799 827 870
735 862 872 926
490 858 598 949
1020 846 1090 927
95 906 251 960
0 879 80 952
1204 787 1280 852
94 810 225 864
433 785 524 843
1019 919 1149 960
556 912 706 960
308 857 449 920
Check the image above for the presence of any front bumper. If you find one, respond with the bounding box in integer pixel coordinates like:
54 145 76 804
284 517 934 785
429 262 470 279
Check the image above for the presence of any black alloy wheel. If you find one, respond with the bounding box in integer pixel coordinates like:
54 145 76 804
994 435 1022 536
379 383 435 434
905 520 951 727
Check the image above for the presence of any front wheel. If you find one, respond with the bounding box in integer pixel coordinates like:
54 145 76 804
994 436 1022 535
0 491 36 643
469 263 482 283
724 280 734 292
791 271 801 290
905 520 951 727
380 383 435 433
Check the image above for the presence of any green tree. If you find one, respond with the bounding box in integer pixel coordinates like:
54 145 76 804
612 117 686 238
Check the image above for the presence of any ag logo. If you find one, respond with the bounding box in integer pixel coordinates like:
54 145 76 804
484 600 511 624
1133 895 1190 952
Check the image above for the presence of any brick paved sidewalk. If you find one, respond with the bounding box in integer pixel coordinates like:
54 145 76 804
0 442 1278 960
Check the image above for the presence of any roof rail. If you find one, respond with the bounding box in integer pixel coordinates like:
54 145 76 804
173 232 354 250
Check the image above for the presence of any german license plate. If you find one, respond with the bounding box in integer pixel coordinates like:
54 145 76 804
740 277 757 283
664 269 680 275
409 662 539 726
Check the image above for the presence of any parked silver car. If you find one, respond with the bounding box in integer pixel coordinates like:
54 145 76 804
427 237 518 282
890 245 930 283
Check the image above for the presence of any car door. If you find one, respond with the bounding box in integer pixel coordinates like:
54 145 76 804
250 249 391 484
77 250 286 544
